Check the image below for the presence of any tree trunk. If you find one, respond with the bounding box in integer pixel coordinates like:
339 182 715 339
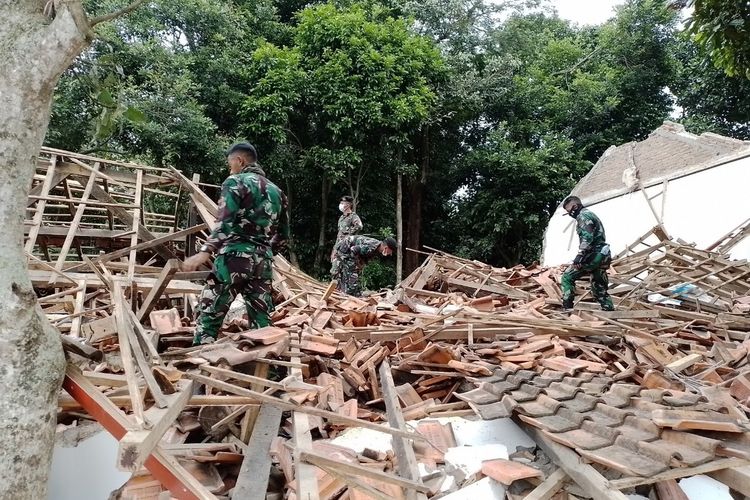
1 3 90 498
404 128 429 274
313 176 330 273
396 173 403 283
285 179 300 267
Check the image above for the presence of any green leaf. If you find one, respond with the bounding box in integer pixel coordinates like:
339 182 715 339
97 89 116 108
123 107 147 122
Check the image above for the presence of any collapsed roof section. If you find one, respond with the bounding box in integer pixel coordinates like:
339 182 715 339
571 121 750 205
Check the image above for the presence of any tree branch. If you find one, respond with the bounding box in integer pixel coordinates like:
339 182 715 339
88 0 146 27
49 0 92 40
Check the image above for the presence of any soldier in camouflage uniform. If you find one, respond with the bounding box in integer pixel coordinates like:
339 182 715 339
331 235 397 296
331 195 363 261
182 143 289 345
560 196 614 311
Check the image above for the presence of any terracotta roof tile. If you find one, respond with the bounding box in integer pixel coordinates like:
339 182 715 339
462 366 750 476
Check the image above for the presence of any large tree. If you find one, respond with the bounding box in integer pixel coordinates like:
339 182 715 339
241 2 443 274
679 0 750 78
0 2 143 497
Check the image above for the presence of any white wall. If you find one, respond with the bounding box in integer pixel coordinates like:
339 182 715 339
542 157 750 266
48 431 130 500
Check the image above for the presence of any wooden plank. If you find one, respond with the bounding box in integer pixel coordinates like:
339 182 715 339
171 167 218 217
233 404 283 500
300 450 431 494
60 335 103 362
26 170 69 207
111 282 146 426
52 223 207 274
446 277 530 300
665 353 703 373
82 371 127 387
126 307 162 364
191 195 219 231
290 333 320 500
69 279 87 338
88 182 177 261
136 259 180 322
523 468 568 500
184 375 423 441
62 365 217 500
25 251 78 285
128 169 144 281
709 464 750 497
379 360 427 500
654 479 689 500
607 458 750 490
593 310 660 319
118 379 194 471
25 155 57 254
117 298 169 409
239 363 269 442
29 270 203 294
525 426 629 500
51 165 100 278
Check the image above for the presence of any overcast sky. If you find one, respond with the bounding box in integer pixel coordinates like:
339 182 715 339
548 0 624 25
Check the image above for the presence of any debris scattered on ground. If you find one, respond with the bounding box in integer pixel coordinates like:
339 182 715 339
32 149 750 499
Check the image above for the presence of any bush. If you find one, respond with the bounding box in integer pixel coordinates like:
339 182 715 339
361 260 396 291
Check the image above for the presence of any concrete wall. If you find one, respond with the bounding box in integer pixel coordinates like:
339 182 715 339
542 156 750 266
48 430 129 500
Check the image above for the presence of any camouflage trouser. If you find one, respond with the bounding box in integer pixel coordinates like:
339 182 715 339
560 253 614 311
194 253 273 344
331 257 361 297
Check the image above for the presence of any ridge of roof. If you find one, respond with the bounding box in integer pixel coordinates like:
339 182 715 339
569 121 750 205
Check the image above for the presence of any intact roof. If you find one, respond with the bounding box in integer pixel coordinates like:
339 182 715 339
571 121 750 204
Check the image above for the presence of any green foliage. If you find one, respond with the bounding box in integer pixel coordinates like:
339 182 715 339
43 0 750 278
671 32 750 138
684 0 750 78
443 129 587 265
361 260 397 290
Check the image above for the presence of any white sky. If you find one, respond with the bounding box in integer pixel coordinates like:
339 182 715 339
548 0 624 25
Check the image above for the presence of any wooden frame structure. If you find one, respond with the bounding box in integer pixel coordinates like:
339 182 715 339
26 147 192 284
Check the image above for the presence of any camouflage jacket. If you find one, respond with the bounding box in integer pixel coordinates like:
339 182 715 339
575 208 607 256
335 212 363 244
203 164 290 257
333 235 381 267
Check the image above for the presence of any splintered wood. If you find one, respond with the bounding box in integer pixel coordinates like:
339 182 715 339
38 149 750 500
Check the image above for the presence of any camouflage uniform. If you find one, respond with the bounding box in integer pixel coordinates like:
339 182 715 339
194 164 289 345
330 235 381 296
331 212 363 259
560 208 614 311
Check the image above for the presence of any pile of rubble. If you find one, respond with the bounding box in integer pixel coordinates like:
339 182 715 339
36 149 750 499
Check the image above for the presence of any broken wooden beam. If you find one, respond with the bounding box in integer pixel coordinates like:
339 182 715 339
118 379 194 471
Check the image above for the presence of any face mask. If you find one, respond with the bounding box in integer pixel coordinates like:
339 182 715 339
339 203 347 213
567 204 582 218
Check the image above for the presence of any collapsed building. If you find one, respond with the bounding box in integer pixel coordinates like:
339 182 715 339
28 147 750 500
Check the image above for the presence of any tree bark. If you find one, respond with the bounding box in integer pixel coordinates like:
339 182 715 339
404 128 429 274
313 176 330 273
285 179 300 267
396 173 403 283
0 3 90 498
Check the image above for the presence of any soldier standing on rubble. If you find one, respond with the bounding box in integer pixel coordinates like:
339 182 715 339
331 195 363 261
183 143 290 345
560 196 614 311
331 235 397 296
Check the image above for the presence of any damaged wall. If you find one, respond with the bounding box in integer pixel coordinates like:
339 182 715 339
542 155 750 266
48 426 129 500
